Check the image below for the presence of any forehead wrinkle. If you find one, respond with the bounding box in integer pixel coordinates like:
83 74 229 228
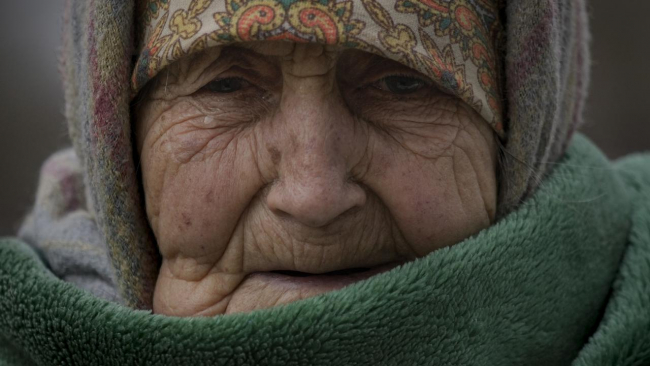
151 47 277 99
282 44 338 78
163 43 344 93
238 41 339 58
222 46 279 66
238 41 296 57
236 42 341 77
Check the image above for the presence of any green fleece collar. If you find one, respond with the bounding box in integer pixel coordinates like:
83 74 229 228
1 135 647 365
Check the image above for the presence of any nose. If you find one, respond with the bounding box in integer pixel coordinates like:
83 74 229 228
265 87 366 228
267 169 366 228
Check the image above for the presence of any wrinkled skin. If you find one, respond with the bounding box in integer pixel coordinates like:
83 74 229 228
135 42 498 317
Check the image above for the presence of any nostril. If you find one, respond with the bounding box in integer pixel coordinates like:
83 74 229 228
271 207 292 220
266 181 366 228
334 204 362 221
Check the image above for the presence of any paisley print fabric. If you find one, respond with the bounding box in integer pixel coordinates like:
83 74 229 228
134 0 504 133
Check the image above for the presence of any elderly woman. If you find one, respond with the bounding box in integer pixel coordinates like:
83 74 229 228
1 0 649 364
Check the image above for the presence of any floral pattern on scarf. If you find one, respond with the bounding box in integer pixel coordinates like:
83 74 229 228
134 0 503 132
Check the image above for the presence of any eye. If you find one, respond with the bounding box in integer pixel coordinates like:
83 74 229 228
375 75 427 94
204 77 249 93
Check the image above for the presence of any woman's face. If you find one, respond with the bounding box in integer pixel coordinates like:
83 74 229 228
136 42 497 317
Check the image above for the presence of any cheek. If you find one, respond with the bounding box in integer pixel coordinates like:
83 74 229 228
364 110 496 255
141 127 263 262
368 150 466 255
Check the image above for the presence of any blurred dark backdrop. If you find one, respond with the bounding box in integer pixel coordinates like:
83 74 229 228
1 1 649 235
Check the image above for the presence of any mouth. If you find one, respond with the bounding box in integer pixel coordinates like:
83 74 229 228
247 262 401 291
270 267 373 277
221 262 401 314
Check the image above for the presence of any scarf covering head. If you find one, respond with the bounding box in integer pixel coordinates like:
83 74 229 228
132 0 505 133
20 0 589 308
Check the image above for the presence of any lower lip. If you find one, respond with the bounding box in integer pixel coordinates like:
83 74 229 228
247 262 401 291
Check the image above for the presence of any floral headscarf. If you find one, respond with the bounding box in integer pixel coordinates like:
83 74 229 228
133 0 504 134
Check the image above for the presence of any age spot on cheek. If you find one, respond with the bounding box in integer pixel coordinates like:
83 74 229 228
268 146 282 165
181 212 192 229
205 189 214 204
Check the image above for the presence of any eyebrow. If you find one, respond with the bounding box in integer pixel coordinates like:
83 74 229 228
206 46 285 85
218 46 278 69
339 51 422 84
219 45 406 78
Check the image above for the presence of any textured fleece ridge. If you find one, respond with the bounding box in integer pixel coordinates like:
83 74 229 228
2 135 649 365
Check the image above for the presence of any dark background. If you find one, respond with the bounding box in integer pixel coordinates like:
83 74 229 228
1 1 649 235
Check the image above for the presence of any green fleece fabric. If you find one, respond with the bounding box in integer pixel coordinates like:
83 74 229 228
1 134 649 365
